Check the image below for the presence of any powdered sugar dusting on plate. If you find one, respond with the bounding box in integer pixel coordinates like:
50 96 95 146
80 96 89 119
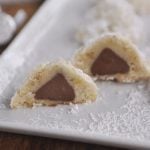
1 81 149 142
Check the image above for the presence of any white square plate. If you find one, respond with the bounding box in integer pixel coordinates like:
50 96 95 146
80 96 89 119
0 0 150 149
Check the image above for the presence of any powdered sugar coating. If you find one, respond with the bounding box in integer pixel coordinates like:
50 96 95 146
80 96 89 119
128 0 150 15
76 0 144 45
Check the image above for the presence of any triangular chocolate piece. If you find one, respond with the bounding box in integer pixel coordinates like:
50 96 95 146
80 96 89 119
73 34 150 82
11 61 97 108
35 73 75 101
91 48 129 75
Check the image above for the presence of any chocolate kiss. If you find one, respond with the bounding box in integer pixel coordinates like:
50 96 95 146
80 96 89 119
35 73 75 101
91 48 129 75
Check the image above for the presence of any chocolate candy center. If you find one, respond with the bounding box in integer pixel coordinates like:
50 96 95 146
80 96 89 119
91 48 129 75
35 73 75 101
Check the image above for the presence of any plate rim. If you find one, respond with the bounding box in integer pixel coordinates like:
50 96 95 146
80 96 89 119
0 122 150 149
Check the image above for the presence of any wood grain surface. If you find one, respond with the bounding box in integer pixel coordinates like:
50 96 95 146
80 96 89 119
0 132 129 150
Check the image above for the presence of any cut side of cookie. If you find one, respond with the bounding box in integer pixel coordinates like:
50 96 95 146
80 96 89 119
10 60 97 108
73 34 150 82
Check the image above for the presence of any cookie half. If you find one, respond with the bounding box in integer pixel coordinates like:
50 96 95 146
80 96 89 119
11 60 97 108
73 34 150 82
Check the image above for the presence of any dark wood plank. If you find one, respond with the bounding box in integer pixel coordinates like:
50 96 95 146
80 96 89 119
2 2 42 22
0 132 128 150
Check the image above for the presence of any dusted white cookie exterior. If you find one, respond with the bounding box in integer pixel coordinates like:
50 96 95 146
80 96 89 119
11 60 97 108
128 0 150 15
76 0 144 45
73 34 150 82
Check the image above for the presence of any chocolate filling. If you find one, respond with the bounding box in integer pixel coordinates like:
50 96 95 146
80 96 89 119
35 73 75 101
91 48 129 75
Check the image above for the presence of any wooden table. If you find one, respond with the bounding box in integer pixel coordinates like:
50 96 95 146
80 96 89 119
0 2 130 150
0 132 128 150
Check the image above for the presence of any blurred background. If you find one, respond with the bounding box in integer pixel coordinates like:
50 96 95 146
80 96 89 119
0 0 44 54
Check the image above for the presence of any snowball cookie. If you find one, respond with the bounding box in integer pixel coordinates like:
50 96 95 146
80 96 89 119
128 0 150 15
73 34 150 82
76 0 144 45
11 60 97 108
